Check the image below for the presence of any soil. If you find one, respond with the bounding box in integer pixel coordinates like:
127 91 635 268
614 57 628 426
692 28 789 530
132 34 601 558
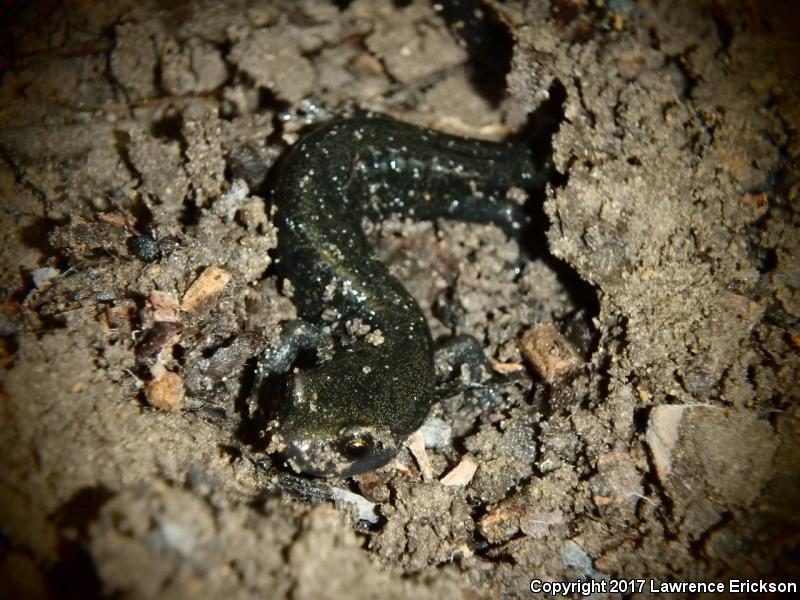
1 1 798 598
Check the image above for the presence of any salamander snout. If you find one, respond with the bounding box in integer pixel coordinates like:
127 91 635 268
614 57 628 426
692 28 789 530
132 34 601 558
279 427 399 478
274 369 402 477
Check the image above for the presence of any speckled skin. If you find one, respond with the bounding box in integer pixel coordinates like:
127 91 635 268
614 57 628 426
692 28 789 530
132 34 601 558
268 115 549 477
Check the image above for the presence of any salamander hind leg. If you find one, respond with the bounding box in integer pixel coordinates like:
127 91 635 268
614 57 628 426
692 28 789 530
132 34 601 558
434 334 525 399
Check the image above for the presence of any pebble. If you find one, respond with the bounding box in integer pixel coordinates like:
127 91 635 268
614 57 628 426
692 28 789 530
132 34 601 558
519 323 582 382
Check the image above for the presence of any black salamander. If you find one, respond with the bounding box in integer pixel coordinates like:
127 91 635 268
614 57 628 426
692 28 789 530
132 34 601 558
258 115 550 477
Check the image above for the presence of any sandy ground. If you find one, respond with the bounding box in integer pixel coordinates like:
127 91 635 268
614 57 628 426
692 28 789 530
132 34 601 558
0 0 798 598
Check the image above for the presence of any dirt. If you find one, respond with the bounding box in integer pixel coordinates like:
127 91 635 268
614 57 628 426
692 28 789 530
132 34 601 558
1 0 798 598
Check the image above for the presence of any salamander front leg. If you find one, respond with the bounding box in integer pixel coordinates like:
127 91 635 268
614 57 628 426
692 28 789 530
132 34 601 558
433 334 492 398
255 458 336 504
249 320 331 416
434 334 525 399
256 320 331 375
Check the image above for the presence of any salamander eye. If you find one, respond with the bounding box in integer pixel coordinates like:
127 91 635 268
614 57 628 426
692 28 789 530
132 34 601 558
340 434 374 460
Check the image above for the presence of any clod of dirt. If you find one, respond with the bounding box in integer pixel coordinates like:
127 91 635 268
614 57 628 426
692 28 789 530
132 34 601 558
87 480 297 598
127 128 191 209
229 28 316 103
647 405 779 541
363 1 468 83
110 22 159 100
145 367 185 411
161 38 228 96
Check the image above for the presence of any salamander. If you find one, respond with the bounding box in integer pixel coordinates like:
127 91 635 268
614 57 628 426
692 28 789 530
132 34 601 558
258 114 550 477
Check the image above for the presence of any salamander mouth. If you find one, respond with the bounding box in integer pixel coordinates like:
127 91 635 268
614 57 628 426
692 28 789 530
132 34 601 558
281 434 397 478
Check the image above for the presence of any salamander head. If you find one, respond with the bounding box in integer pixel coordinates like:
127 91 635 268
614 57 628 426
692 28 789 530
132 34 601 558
272 360 410 477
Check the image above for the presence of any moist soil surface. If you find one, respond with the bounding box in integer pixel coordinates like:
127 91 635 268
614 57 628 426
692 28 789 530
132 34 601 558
1 1 798 598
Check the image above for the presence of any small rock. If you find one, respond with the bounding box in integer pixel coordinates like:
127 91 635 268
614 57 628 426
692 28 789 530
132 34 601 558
130 235 160 262
31 267 59 289
161 38 228 96
417 417 452 449
519 323 582 382
562 539 608 581
330 488 379 524
645 405 780 540
645 404 685 481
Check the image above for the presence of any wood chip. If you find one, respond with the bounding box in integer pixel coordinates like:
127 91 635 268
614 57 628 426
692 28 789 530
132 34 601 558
440 457 477 486
489 358 525 374
97 211 137 229
181 266 231 312
145 370 184 411
406 430 434 480
519 323 581 382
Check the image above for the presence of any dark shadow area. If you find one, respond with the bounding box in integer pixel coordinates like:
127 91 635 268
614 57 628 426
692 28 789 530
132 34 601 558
16 217 60 259
150 109 186 146
233 355 264 447
435 0 514 105
513 80 602 342
0 0 62 82
45 485 113 600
